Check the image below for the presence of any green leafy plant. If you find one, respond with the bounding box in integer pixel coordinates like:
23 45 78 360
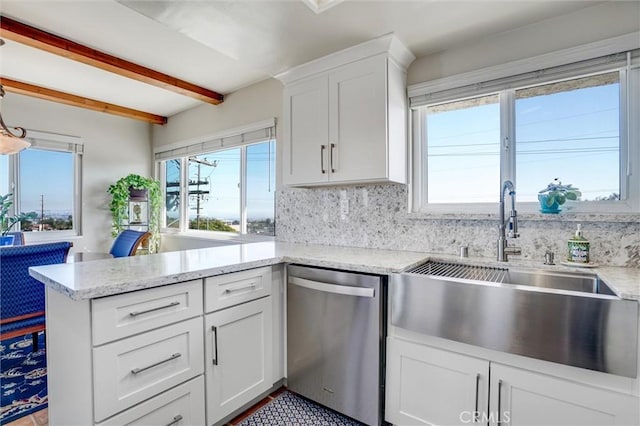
538 178 582 207
0 193 37 236
107 174 161 253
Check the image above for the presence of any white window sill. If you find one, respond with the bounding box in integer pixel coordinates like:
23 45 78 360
405 211 640 223
160 229 275 244
21 231 82 245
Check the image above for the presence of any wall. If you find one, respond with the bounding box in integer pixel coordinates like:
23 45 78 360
4 94 152 252
276 184 640 267
407 1 640 85
275 2 640 267
152 78 283 150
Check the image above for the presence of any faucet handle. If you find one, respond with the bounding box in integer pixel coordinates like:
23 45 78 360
505 246 522 256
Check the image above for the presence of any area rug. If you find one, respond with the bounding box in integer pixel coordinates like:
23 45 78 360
0 332 47 424
239 391 362 426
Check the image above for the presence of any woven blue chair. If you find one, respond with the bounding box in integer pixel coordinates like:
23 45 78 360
109 229 151 258
0 241 72 349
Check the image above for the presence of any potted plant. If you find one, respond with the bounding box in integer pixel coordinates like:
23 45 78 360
0 193 36 245
538 178 581 213
107 174 161 253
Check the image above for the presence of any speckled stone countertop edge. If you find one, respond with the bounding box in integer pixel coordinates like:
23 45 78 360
29 241 639 301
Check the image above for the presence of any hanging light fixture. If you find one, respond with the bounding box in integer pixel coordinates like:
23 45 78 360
0 39 30 155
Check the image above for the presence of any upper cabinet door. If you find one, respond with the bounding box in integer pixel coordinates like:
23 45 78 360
278 34 414 187
328 55 388 183
282 76 330 185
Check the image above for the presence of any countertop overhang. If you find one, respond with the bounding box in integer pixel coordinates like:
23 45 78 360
29 241 640 301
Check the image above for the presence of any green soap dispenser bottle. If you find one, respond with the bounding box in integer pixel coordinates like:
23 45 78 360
567 224 590 263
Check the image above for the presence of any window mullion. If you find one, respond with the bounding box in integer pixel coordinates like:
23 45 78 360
240 146 247 234
10 154 19 220
500 90 516 190
158 161 167 229
180 157 189 232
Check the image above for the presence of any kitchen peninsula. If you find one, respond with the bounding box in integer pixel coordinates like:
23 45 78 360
30 242 640 426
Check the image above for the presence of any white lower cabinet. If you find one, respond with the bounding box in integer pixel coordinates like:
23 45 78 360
489 363 639 426
386 337 639 426
386 337 489 426
93 317 204 421
205 296 273 425
96 376 205 426
46 266 283 426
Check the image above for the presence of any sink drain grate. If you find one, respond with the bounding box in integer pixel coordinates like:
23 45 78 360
406 261 507 283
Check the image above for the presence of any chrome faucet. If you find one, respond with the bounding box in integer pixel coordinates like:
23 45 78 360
497 180 521 262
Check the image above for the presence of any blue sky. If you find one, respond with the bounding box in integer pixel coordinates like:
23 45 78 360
426 78 619 204
1 149 74 216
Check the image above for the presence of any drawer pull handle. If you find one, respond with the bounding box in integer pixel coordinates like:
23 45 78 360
212 325 219 366
129 301 180 317
131 352 181 375
165 414 183 426
224 283 256 294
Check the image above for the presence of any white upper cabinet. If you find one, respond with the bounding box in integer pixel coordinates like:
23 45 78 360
278 34 415 186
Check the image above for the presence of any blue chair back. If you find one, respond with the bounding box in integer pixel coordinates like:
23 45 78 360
109 230 151 258
6 231 25 246
0 241 72 337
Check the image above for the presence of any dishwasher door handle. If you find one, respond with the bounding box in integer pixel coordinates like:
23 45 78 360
289 276 375 298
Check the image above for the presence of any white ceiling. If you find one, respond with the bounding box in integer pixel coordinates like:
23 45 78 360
0 0 604 119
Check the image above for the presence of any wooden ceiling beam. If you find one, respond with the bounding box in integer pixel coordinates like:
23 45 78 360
0 16 224 105
1 77 168 125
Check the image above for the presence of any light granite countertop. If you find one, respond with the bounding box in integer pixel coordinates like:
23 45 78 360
29 241 640 301
29 241 428 300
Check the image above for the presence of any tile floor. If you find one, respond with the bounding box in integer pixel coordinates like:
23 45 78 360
4 408 48 426
5 388 359 426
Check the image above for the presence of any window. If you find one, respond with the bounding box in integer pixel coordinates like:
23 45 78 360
156 120 276 236
424 94 500 203
411 45 639 213
188 148 241 232
515 73 620 202
2 131 83 236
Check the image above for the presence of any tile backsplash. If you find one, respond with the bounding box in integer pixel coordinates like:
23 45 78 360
276 184 640 268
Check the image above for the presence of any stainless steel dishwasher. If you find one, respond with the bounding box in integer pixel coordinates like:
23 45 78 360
287 264 385 426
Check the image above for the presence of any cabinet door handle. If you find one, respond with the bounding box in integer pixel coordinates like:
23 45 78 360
212 325 219 366
497 379 503 425
330 143 336 173
320 145 326 174
131 352 181 375
165 414 183 426
474 373 480 422
224 283 256 294
129 301 180 317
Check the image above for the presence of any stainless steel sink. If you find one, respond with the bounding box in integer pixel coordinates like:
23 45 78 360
504 268 616 295
391 261 638 378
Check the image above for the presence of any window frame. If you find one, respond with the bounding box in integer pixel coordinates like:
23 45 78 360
410 44 640 215
157 138 276 239
4 130 83 241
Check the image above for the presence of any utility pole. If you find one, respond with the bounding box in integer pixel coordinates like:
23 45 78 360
188 157 217 228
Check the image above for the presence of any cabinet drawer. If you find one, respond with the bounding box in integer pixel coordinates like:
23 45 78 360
205 267 271 313
96 376 205 426
92 280 203 345
93 317 204 422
